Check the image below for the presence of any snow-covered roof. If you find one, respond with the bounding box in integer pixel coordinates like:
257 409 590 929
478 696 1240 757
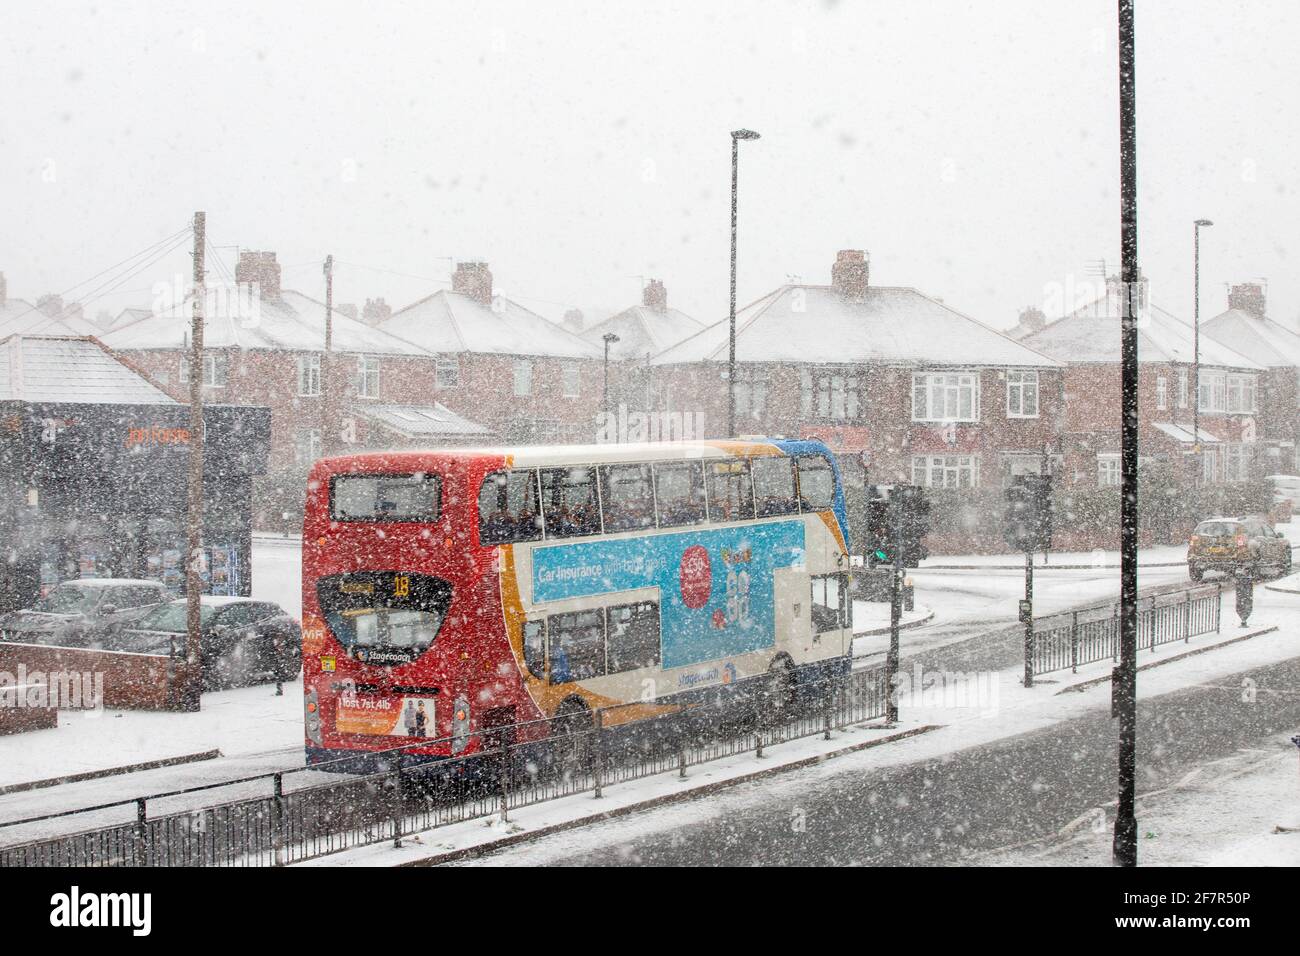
1201 309 1300 369
380 289 601 359
0 299 103 339
1151 422 1221 445
651 284 1060 368
1022 286 1263 369
583 305 707 360
102 289 426 356
355 402 495 441
0 335 179 405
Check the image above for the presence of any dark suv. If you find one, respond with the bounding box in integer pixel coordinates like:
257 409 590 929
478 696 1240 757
0 578 170 648
1188 517 1292 581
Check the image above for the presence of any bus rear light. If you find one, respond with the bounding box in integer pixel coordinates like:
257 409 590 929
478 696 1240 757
305 687 323 746
1236 534 1247 548
451 696 471 754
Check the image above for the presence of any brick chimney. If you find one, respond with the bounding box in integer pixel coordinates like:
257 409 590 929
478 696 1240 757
362 297 391 326
1017 306 1046 335
563 309 585 333
1227 282 1266 317
452 261 493 305
831 250 869 300
642 278 667 312
235 250 281 301
36 293 64 318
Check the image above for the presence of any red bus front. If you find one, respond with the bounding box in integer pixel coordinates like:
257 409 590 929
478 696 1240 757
301 451 544 769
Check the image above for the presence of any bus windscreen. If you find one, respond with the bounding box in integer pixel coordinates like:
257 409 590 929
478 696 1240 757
316 571 453 665
330 473 440 522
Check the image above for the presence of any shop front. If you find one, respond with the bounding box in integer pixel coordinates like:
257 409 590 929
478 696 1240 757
0 400 270 613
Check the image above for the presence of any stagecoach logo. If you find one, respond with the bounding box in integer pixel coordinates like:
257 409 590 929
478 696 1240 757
678 666 720 688
678 661 736 688
352 647 416 666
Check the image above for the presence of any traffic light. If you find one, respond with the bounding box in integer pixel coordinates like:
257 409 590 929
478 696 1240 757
865 495 892 567
1004 474 1053 553
865 485 930 568
895 484 931 568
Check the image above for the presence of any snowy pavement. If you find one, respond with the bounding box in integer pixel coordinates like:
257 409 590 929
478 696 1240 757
974 732 1300 866
1 531 1293 863
298 582 1300 867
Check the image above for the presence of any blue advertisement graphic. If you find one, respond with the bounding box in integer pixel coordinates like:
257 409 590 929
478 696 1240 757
532 521 806 669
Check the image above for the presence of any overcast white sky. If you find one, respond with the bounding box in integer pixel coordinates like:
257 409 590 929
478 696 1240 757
2 0 1297 332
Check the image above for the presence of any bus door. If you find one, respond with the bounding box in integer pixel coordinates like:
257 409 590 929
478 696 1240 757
773 566 812 655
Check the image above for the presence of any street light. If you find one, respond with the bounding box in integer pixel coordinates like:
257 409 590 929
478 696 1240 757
728 128 761 439
1192 218 1213 482
603 332 620 442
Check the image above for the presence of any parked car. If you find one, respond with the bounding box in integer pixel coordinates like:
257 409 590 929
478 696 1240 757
1187 516 1293 582
1266 474 1300 507
0 578 170 648
107 596 301 689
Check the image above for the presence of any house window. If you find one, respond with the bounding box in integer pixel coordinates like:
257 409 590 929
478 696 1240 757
561 362 581 399
514 360 533 397
1177 370 1189 409
1001 453 1046 487
736 367 768 419
1226 374 1257 413
1097 454 1120 487
912 372 980 422
180 353 227 387
298 354 321 396
1197 372 1220 412
1006 370 1039 418
436 356 459 389
800 368 861 421
911 455 979 489
294 428 321 467
1155 375 1167 411
1223 443 1252 482
356 355 380 398
1201 447 1220 484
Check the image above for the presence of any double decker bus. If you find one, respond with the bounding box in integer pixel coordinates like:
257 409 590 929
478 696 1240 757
301 439 852 768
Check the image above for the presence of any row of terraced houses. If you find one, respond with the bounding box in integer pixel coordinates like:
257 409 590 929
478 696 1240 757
2 247 1296 550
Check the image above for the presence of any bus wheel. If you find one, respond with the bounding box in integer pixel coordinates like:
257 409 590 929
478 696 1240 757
760 656 796 725
551 698 593 777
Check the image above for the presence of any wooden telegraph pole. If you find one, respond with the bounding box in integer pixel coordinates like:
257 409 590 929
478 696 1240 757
183 211 206 711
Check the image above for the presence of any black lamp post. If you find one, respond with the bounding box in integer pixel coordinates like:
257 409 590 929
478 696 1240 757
603 332 620 441
728 128 761 438
1192 218 1213 482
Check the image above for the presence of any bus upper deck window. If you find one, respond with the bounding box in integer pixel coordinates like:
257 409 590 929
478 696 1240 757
540 466 601 539
707 459 755 523
601 463 655 532
653 461 706 528
797 456 835 511
478 470 543 545
752 457 800 517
